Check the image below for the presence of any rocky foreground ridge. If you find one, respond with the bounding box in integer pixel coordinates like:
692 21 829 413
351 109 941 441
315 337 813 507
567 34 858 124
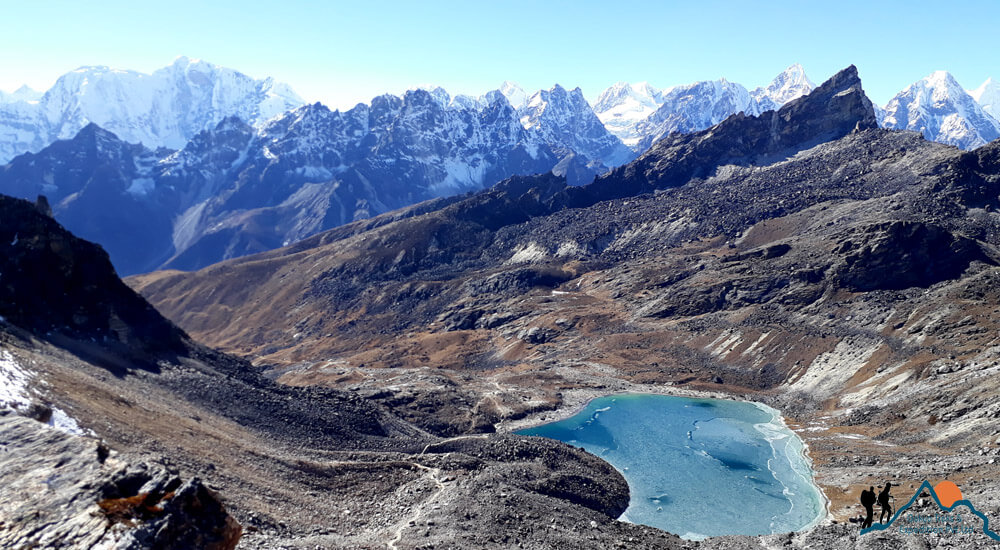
0 412 241 549
130 66 1000 547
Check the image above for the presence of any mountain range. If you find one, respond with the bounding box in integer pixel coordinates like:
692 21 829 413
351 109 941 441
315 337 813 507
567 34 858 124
592 64 1000 152
0 85 632 274
4 61 1000 549
595 64 818 150
1 60 999 276
0 56 304 165
125 65 1000 547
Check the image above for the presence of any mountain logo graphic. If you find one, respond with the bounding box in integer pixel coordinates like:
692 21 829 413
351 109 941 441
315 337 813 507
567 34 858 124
861 480 1000 540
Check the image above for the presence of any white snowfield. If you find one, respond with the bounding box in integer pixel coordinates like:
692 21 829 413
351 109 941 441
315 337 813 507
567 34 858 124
0 56 305 164
593 81 664 147
0 349 32 411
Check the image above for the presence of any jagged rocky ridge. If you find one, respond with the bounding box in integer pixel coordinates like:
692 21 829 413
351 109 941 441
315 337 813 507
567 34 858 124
130 65 1000 548
0 84 632 275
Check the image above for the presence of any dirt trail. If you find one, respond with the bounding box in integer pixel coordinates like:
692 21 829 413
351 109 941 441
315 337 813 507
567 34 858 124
386 463 446 550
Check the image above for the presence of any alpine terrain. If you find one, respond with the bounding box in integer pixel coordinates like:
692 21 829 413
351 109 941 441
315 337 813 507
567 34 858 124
2 60 999 279
124 65 1000 547
0 56 304 164
4 55 1000 548
0 71 632 275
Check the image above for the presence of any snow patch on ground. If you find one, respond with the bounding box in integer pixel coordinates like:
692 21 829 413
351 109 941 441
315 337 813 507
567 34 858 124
505 242 548 264
49 407 85 435
0 348 85 435
0 349 32 410
788 337 880 397
555 240 586 258
708 330 744 358
126 177 155 196
741 332 771 357
609 218 694 251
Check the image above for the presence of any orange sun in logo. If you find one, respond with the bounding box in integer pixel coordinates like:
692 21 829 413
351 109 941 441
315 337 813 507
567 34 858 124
934 480 963 508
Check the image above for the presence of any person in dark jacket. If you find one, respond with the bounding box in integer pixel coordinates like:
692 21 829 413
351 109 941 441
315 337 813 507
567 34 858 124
860 486 877 528
878 482 893 523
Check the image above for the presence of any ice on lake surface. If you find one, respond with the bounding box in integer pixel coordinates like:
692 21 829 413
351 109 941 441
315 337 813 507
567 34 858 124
516 393 825 539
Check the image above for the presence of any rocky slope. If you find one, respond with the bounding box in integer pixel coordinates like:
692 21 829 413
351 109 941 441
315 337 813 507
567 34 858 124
0 412 241 550
0 191 184 365
0 192 693 548
130 66 1000 547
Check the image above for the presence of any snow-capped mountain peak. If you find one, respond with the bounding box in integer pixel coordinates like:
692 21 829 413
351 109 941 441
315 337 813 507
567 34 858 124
0 58 305 164
881 70 1000 150
593 81 662 113
518 84 633 167
751 63 815 113
0 85 42 104
498 81 528 110
970 77 999 100
970 77 1000 121
593 81 665 147
633 77 754 151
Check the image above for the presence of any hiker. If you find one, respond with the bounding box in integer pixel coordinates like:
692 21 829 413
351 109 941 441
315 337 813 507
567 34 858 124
860 486 876 528
878 482 893 523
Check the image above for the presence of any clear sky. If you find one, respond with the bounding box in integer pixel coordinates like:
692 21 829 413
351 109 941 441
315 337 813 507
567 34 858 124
1 0 996 109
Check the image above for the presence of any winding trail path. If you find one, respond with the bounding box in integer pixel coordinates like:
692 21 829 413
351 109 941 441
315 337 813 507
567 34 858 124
386 435 491 548
419 433 488 455
386 463 446 550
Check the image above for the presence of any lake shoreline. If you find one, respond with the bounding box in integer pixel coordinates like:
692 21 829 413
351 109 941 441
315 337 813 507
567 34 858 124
497 382 732 433
505 386 831 537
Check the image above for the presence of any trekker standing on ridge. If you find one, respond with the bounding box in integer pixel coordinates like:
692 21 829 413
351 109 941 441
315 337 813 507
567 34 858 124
878 482 893 524
860 486 876 528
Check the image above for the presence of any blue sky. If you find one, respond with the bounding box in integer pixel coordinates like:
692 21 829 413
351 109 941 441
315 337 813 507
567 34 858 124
1 0 996 108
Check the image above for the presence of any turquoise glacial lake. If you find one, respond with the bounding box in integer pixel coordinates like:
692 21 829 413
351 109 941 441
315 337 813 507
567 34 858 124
516 393 825 539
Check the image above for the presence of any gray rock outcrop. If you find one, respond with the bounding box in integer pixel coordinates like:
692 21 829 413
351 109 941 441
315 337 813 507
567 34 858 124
0 411 241 549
